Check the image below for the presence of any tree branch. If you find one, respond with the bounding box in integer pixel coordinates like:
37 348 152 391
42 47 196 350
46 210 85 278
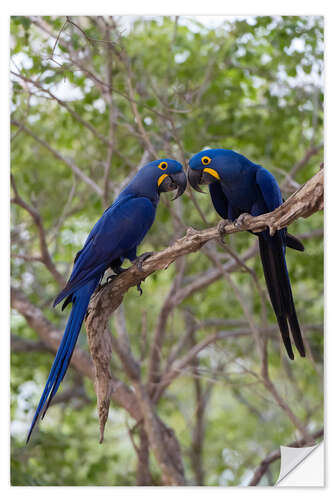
11 119 103 197
84 167 323 458
11 287 93 379
86 168 323 348
151 323 322 402
282 143 323 190
11 334 50 353
148 256 186 393
11 174 66 287
10 287 143 422
131 381 186 485
12 167 323 483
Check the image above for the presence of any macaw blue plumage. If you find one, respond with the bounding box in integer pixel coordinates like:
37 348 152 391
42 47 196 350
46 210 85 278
27 159 186 442
188 148 305 360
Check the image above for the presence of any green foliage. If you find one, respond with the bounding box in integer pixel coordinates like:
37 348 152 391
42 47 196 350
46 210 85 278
11 15 323 486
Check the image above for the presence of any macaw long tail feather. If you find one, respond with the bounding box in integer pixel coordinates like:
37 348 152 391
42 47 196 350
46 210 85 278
258 233 306 360
285 232 305 252
26 277 100 443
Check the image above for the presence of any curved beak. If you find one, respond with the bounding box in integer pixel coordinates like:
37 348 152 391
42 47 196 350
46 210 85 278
158 171 187 200
188 167 220 193
187 168 205 193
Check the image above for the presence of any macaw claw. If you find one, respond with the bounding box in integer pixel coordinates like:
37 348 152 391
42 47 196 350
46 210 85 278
218 219 232 243
234 213 252 230
135 251 154 272
106 275 116 284
134 252 154 295
110 263 126 275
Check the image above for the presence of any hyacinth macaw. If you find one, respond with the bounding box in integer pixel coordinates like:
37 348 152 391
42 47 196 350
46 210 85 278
188 148 305 360
27 159 186 442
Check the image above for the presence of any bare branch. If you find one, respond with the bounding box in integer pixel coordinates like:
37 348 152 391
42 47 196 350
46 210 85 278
11 174 66 287
102 37 116 207
282 143 323 190
11 287 93 379
171 224 322 308
86 168 323 340
85 307 113 443
148 256 186 392
11 119 103 197
10 287 143 423
11 278 185 484
151 323 322 402
132 381 186 485
132 426 153 485
11 70 135 173
11 334 50 353
83 169 323 431
188 330 209 485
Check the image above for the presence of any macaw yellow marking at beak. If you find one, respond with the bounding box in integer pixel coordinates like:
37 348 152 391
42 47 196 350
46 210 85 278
203 167 220 180
158 174 168 187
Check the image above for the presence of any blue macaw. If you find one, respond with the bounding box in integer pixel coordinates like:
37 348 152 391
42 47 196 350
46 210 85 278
27 159 186 442
188 148 305 360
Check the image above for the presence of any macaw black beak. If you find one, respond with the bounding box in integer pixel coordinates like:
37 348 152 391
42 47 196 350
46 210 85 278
170 171 187 200
158 171 187 200
187 168 205 193
188 167 220 193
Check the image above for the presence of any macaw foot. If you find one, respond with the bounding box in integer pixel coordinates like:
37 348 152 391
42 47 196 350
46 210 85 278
134 252 154 296
110 264 127 275
106 266 126 284
106 275 117 284
234 213 252 230
218 219 233 243
134 252 154 272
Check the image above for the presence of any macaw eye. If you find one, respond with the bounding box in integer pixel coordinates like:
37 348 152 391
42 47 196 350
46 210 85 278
201 156 211 166
158 161 168 170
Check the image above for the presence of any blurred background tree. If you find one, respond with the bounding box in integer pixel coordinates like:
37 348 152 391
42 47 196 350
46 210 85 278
10 15 323 486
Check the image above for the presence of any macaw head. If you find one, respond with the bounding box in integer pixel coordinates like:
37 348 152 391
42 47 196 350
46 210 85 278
125 158 187 201
187 149 243 192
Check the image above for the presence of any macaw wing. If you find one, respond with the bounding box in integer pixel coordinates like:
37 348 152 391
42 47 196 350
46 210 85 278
54 196 156 306
255 166 283 213
209 181 230 219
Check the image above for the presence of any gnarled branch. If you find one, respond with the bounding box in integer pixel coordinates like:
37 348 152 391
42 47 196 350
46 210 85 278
87 168 323 336
84 168 323 479
12 168 322 485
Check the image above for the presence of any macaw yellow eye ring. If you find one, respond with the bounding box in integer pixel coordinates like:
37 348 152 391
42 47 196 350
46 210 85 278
158 161 168 170
201 156 211 166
